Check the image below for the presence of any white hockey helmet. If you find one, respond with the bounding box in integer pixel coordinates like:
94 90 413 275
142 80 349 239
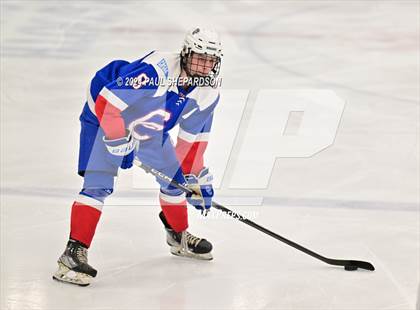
181 27 222 78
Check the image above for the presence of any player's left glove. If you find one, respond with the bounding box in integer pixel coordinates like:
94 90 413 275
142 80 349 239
103 131 136 169
184 167 214 215
103 131 135 156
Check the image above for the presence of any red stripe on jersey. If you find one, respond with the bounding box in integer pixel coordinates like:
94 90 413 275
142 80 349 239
175 137 208 175
95 95 126 139
70 201 102 248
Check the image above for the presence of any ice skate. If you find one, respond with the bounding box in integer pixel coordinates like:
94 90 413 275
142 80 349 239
159 211 213 260
52 239 97 286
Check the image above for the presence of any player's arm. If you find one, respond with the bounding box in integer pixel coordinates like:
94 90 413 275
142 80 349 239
175 92 220 213
176 112 215 175
94 65 159 156
95 64 158 138
176 91 219 175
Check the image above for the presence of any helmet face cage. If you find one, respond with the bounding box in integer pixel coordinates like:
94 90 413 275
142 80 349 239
182 49 221 79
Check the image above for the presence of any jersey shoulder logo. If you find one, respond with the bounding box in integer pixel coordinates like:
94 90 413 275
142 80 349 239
157 59 169 79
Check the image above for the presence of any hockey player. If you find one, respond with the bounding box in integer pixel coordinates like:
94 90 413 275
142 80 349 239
53 27 222 286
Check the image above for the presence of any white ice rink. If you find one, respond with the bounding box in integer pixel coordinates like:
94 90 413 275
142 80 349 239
1 1 419 310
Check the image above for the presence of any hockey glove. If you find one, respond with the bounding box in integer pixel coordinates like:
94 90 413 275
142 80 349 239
184 167 214 215
103 131 136 169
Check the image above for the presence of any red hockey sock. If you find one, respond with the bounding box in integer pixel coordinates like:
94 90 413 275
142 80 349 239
159 191 188 232
70 196 103 248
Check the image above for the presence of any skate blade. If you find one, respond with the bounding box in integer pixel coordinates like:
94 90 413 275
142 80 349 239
170 246 213 261
52 263 92 287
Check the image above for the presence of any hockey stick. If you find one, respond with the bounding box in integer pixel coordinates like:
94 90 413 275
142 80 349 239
133 158 375 271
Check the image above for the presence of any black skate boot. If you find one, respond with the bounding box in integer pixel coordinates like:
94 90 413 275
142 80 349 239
159 211 213 260
52 239 97 286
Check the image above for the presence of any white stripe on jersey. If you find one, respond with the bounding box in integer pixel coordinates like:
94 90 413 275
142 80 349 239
178 127 210 143
195 132 210 142
178 128 196 143
182 107 198 120
99 87 129 111
86 82 97 116
188 87 219 111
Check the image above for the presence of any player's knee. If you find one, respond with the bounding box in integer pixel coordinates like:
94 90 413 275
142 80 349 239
80 188 113 203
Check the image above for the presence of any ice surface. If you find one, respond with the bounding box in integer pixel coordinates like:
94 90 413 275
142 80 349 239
1 1 419 309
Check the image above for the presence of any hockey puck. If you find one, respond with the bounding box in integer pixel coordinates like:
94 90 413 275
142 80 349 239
344 265 358 271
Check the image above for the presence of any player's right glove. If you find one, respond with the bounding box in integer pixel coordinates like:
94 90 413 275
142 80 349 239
185 167 214 215
103 131 136 169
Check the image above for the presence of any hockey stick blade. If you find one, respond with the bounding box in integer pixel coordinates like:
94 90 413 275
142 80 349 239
327 259 375 271
133 158 375 272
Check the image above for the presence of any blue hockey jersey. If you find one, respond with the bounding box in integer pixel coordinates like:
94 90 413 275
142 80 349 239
78 51 219 182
